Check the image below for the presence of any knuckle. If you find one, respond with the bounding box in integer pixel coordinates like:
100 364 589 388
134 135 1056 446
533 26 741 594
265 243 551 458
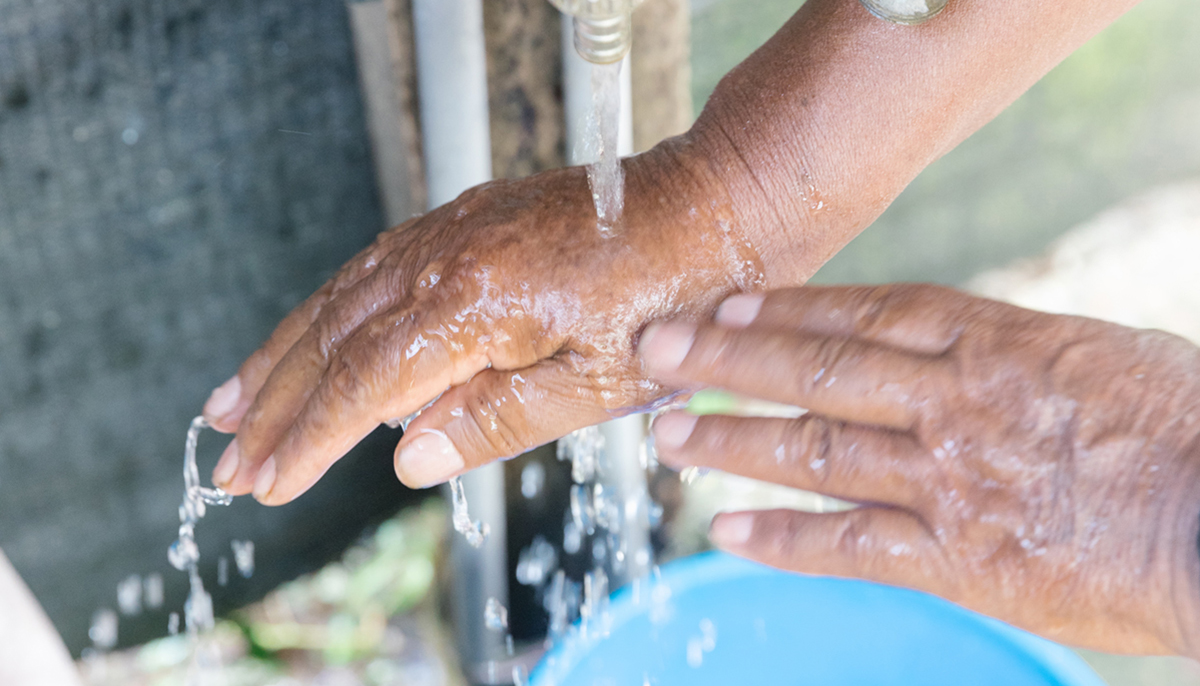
854 283 948 337
834 513 870 561
773 514 808 559
700 418 741 458
784 417 836 479
324 352 366 404
807 336 854 381
461 390 527 460
852 285 896 336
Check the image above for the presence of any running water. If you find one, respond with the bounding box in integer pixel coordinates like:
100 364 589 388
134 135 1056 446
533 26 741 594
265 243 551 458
484 597 509 631
394 398 492 549
585 61 625 235
231 539 255 578
449 475 489 548
167 417 233 638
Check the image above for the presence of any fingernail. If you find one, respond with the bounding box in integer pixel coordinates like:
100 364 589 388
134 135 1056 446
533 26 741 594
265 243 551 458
212 439 239 487
710 512 754 547
653 412 698 450
396 429 465 488
204 376 241 419
715 293 763 329
639 322 695 373
252 456 277 502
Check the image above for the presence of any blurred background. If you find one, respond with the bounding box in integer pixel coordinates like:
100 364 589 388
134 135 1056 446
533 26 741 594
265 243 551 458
1 0 1199 684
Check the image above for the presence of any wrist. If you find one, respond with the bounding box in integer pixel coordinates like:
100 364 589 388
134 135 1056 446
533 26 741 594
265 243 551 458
649 126 825 290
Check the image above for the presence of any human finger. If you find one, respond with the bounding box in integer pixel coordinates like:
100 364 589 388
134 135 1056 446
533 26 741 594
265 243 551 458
202 235 394 433
640 322 948 431
249 297 550 504
653 412 929 507
392 358 621 488
714 284 968 355
212 267 411 492
710 508 950 597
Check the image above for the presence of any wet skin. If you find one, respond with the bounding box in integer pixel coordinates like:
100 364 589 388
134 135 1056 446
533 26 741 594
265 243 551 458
198 0 1173 657
204 145 766 502
205 0 1144 501
642 285 1200 658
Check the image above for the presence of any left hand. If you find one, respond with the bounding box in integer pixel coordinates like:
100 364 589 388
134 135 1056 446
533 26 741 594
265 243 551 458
639 284 1200 657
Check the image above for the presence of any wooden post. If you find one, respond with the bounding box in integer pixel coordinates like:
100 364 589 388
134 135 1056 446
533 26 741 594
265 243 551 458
483 0 566 179
632 0 693 152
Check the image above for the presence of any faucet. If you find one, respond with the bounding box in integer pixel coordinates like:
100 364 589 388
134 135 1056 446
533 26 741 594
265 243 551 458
548 0 644 64
859 0 948 25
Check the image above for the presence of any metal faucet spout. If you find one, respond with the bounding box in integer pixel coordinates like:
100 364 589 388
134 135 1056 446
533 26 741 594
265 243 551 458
548 0 643 64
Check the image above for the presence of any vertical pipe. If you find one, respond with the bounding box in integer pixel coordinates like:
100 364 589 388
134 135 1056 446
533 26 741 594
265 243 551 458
561 15 651 591
562 15 633 164
413 0 493 207
411 0 509 677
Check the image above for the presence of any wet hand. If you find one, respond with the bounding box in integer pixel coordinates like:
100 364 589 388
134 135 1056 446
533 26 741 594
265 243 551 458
641 284 1200 657
201 144 764 505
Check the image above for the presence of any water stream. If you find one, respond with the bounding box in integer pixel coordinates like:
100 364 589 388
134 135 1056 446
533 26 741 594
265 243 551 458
166 416 234 683
585 61 625 235
168 417 233 635
512 52 663 655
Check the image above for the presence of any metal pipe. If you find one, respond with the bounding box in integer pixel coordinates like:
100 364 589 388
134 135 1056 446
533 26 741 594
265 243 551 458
562 17 651 590
411 0 510 676
413 0 492 208
549 0 645 65
859 0 949 25
562 15 633 163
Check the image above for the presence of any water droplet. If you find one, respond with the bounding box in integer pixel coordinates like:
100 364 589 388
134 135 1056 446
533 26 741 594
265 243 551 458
520 461 545 499
117 575 142 616
231 540 255 578
484 597 508 631
449 476 489 548
686 636 704 668
143 574 164 610
89 608 118 650
516 536 558 586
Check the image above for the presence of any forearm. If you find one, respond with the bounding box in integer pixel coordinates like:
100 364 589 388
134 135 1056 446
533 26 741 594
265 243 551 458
682 0 1141 285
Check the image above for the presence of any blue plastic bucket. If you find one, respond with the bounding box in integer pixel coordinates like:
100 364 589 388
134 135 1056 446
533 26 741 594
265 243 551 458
531 551 1105 686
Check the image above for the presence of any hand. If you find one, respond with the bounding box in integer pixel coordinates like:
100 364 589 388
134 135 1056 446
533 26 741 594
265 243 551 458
201 143 765 504
640 284 1200 657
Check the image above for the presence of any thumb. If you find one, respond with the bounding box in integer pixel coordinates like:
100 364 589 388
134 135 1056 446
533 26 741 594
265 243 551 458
393 358 620 488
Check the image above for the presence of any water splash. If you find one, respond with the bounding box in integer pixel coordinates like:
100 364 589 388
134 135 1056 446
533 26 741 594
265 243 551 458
557 425 604 484
579 567 610 640
543 569 582 639
231 540 255 578
484 597 509 631
516 535 559 587
89 608 118 651
168 416 233 638
449 476 489 548
520 461 546 499
687 618 718 668
117 574 143 616
144 573 165 610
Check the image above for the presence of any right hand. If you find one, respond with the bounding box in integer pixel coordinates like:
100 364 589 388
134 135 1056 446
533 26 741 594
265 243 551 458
201 142 767 505
641 285 1200 657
